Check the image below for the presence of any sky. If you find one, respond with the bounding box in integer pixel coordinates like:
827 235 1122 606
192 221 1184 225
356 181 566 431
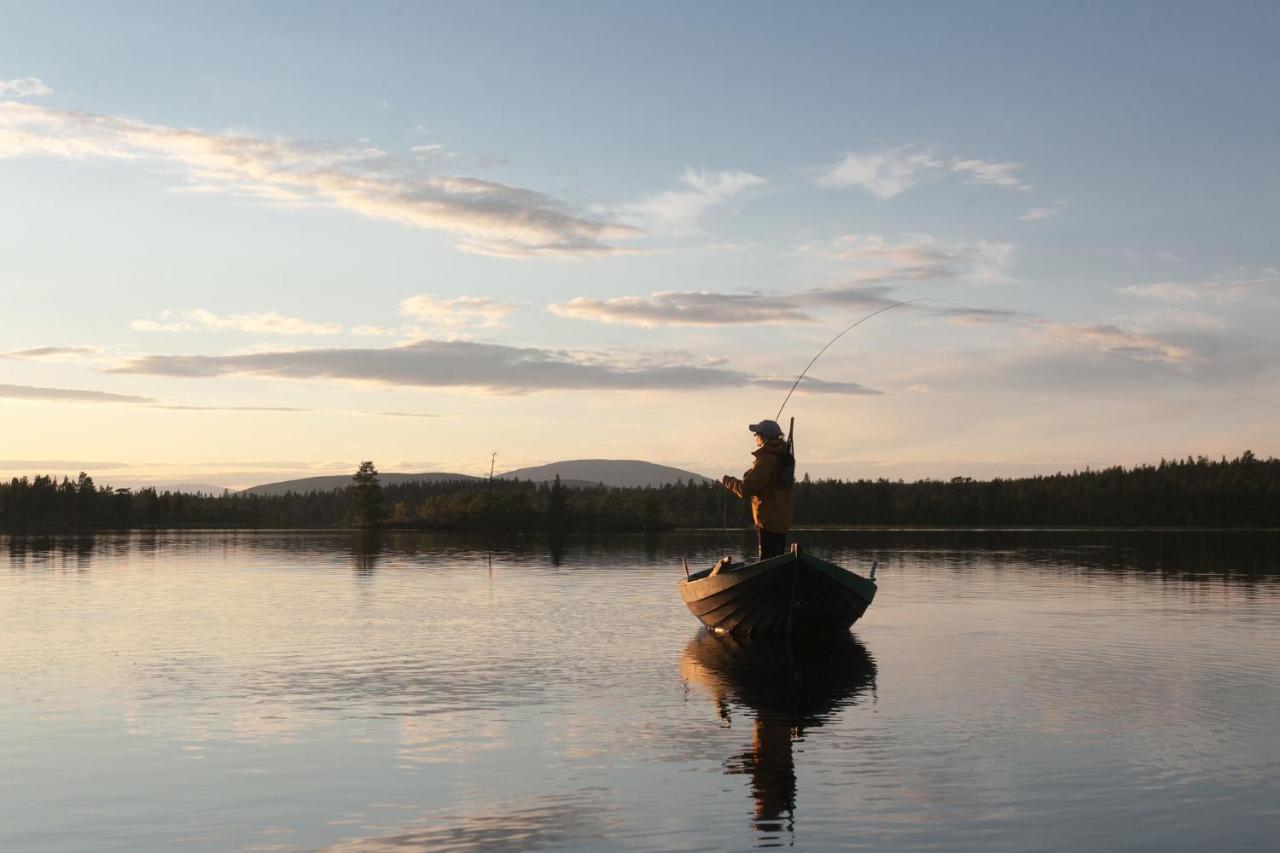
2 1 1278 489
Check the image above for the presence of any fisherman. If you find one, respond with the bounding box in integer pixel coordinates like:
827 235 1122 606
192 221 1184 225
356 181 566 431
722 419 795 559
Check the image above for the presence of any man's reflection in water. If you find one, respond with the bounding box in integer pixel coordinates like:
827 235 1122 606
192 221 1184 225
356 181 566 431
351 530 382 577
681 631 877 846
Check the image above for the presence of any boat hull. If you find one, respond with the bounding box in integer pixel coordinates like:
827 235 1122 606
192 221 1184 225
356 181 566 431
679 548 876 635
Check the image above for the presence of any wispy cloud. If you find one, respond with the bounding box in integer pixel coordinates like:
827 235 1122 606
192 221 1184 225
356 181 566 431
816 146 943 198
131 309 343 335
817 146 1030 198
951 158 1028 190
0 458 131 470
1019 206 1059 221
0 101 636 257
0 383 153 404
2 345 100 360
1118 282 1202 302
1039 323 1196 365
0 381 437 417
808 233 1016 286
549 233 1017 328
620 168 765 231
0 77 52 98
1119 275 1280 304
109 339 881 396
548 280 1025 329
1125 309 1227 332
0 382 312 411
549 290 811 326
350 325 399 337
400 294 517 329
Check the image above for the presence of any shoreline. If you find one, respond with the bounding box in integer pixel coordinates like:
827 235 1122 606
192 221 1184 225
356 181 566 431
3 525 1279 535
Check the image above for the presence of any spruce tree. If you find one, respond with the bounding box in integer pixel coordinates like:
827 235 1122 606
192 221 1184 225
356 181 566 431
351 461 385 528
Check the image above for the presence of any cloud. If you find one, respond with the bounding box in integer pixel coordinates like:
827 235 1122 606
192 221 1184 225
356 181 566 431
0 77 52 98
1127 309 1226 332
1118 276 1280 304
0 381 438 417
1 345 100 360
349 325 398 337
816 146 942 198
1019 206 1060 221
1118 282 1202 303
621 168 765 231
1038 323 1195 365
152 403 308 412
793 284 898 309
811 233 1016 285
548 233 1023 329
0 459 130 470
951 158 1028 190
752 376 881 395
0 101 636 257
0 382 154 404
108 338 881 396
549 290 812 326
1019 199 1067 221
131 308 343 335
0 382 310 411
548 279 1029 329
817 146 1029 197
400 294 516 329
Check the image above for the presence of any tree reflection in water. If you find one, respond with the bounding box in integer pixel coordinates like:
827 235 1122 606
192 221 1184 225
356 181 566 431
681 630 877 846
351 530 382 577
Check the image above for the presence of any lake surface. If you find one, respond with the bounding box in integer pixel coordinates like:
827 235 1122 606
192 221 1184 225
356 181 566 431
2 529 1278 851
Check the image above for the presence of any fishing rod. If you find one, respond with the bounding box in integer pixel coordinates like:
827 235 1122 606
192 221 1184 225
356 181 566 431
775 297 929 421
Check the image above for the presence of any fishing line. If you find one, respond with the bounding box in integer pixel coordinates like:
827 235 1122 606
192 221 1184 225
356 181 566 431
926 297 1280 412
774 295 1279 418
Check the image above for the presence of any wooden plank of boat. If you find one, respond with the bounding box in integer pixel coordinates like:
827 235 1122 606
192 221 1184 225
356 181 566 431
678 544 876 635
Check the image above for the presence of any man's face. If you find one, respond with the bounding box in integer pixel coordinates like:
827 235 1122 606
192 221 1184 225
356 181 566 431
754 433 765 447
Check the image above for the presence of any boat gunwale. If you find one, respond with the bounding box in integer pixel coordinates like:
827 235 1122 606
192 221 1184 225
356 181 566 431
681 551 875 603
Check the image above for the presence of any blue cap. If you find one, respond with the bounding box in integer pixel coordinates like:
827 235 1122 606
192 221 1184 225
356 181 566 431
748 419 784 439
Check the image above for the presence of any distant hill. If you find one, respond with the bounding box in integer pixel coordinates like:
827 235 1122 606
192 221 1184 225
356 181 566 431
240 472 479 496
129 482 230 495
240 460 710 495
498 459 711 488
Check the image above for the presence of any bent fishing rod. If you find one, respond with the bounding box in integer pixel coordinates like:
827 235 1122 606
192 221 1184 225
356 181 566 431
775 298 929 421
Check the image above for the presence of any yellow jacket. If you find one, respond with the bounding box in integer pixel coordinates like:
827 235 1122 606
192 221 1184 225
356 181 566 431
727 438 794 533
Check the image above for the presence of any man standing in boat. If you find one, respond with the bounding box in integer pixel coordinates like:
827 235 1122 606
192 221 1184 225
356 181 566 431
722 419 795 559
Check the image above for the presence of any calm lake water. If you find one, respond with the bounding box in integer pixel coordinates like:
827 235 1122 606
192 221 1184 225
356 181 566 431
2 529 1278 851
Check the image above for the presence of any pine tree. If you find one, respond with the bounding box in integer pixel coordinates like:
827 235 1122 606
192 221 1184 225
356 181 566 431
547 474 567 531
351 461 385 529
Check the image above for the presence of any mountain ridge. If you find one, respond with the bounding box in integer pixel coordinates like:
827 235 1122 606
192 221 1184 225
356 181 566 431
240 471 479 497
498 459 711 488
240 459 710 495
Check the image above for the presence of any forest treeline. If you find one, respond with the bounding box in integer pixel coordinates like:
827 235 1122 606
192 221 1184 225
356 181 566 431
1 452 1277 530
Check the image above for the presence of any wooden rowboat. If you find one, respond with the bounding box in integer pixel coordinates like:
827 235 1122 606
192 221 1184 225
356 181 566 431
679 544 876 635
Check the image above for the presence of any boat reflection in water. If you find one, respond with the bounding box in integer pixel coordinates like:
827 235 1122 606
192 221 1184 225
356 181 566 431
680 630 877 845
